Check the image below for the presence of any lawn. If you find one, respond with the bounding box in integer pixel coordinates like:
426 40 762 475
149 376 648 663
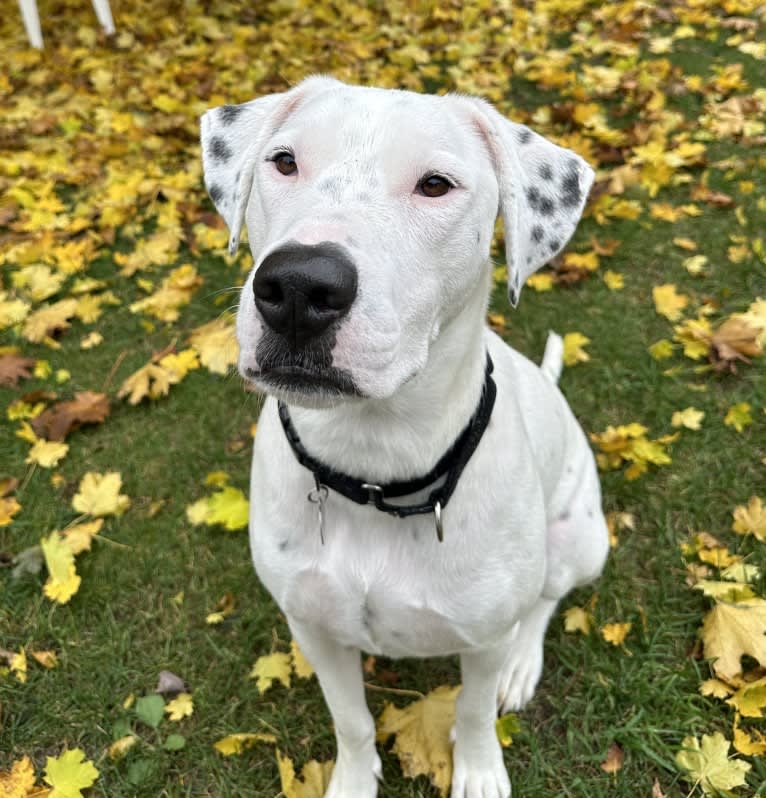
1 1 765 797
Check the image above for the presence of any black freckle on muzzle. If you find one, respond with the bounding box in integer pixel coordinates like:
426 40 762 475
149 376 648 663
253 241 358 351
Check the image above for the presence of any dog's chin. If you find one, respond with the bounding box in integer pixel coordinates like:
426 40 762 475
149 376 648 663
243 365 363 409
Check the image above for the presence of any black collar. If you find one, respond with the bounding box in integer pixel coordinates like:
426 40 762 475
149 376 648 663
277 355 496 541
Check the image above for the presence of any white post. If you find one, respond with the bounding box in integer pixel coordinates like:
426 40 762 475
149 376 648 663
90 0 115 34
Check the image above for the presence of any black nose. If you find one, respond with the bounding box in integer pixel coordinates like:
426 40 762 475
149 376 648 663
253 242 358 349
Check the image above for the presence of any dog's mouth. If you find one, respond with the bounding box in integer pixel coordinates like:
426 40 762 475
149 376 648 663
245 365 361 398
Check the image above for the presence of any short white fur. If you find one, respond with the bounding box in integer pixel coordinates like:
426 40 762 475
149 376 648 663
201 76 609 798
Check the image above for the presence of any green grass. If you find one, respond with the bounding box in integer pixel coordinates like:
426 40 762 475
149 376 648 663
2 2 766 797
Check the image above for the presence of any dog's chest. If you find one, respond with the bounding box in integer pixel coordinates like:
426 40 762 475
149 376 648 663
254 504 532 659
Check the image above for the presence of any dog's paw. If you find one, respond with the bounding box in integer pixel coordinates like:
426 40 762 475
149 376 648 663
451 741 511 798
324 750 381 798
496 644 543 714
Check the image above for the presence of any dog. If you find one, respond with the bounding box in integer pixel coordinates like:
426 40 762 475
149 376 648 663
200 76 609 798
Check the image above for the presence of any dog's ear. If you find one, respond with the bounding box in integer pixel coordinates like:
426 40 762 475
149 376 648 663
466 99 594 306
200 76 343 255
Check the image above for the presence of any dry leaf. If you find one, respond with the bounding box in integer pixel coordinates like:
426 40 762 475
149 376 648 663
213 732 277 756
600 742 624 774
701 599 766 682
31 391 110 441
0 354 37 387
250 652 292 693
675 732 750 795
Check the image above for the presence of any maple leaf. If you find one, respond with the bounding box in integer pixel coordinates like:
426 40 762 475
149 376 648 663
701 599 766 682
525 273 555 292
0 495 22 526
675 732 750 795
129 264 203 322
188 485 249 531
601 622 631 646
710 316 762 371
376 685 460 797
563 606 592 635
188 317 239 374
165 692 193 721
61 519 103 555
290 639 314 680
71 472 130 516
727 678 766 719
40 531 81 604
603 270 624 290
0 756 36 798
562 332 590 366
250 652 292 693
653 284 689 321
117 362 178 404
724 402 752 433
671 407 704 430
732 496 766 541
31 391 110 441
0 354 37 387
733 713 766 756
43 748 99 798
276 751 334 798
22 298 79 345
600 743 624 774
213 732 277 756
31 650 58 669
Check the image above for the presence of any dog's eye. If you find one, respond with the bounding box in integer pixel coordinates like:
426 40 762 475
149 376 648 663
272 152 297 176
417 174 453 198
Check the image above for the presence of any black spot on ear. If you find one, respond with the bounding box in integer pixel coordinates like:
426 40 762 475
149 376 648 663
539 197 555 216
219 104 244 125
209 184 224 204
518 127 532 144
560 163 582 208
210 136 233 163
278 539 289 551
526 186 541 210
476 229 481 244
531 224 544 243
539 163 554 181
548 239 561 252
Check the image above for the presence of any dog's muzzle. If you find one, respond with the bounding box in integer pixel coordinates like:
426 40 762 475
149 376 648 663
253 241 358 350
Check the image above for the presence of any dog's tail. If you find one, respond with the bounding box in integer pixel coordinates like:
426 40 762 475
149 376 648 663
541 331 564 384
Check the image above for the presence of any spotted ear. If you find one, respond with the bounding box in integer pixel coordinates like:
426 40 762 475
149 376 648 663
469 100 594 306
200 76 343 255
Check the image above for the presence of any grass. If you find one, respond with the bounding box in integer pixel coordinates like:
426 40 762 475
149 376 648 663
2 2 766 797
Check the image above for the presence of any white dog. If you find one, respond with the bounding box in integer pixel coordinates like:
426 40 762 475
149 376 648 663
201 76 609 798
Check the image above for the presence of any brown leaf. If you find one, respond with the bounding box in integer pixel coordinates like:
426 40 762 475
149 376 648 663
31 391 110 441
600 743 625 774
651 778 667 797
709 317 761 371
690 184 734 207
0 354 37 387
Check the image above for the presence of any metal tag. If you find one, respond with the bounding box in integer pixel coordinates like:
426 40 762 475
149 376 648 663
307 474 329 544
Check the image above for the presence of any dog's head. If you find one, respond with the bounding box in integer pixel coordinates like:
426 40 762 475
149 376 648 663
201 77 593 406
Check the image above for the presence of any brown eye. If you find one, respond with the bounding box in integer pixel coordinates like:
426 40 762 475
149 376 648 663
417 174 452 198
273 152 297 176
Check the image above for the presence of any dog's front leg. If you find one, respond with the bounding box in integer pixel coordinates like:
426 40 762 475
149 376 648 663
452 643 512 798
288 617 382 798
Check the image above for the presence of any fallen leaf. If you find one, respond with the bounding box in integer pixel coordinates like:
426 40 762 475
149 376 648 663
600 743 624 774
165 692 193 721
0 756 36 798
26 439 69 468
671 407 705 430
732 496 766 541
291 639 315 680
31 392 110 441
250 652 293 693
563 606 592 635
653 284 689 321
675 732 750 795
40 532 81 604
31 650 58 669
0 354 37 387
276 750 334 798
601 622 631 646
562 332 591 366
376 685 460 797
108 736 137 760
43 748 99 798
724 402 752 432
732 713 766 756
71 471 130 516
213 732 277 756
701 599 766 682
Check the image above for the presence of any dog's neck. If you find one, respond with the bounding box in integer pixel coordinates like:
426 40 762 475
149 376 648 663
286 273 491 484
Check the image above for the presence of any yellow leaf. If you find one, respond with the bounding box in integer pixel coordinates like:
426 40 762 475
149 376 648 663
495 712 520 748
205 471 230 487
10 648 27 683
22 298 79 344
699 679 734 699
205 486 249 530
71 472 130 517
601 622 631 646
671 407 704 430
693 580 756 602
277 750 335 798
376 685 460 797
563 606 591 635
189 317 239 375
733 713 766 756
250 652 292 693
41 532 81 604
43 748 99 798
648 339 675 360
562 332 590 367
108 735 137 760
653 284 689 322
683 255 708 276
563 251 600 271
291 639 315 680
525 273 555 292
0 495 22 526
26 440 69 468
117 361 179 404
727 678 766 718
0 756 36 798
673 237 697 251
61 519 103 555
732 496 766 541
603 270 624 290
31 650 58 669
213 732 277 756
186 497 211 525
701 599 766 682
724 402 752 433
165 693 193 721
675 732 750 795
